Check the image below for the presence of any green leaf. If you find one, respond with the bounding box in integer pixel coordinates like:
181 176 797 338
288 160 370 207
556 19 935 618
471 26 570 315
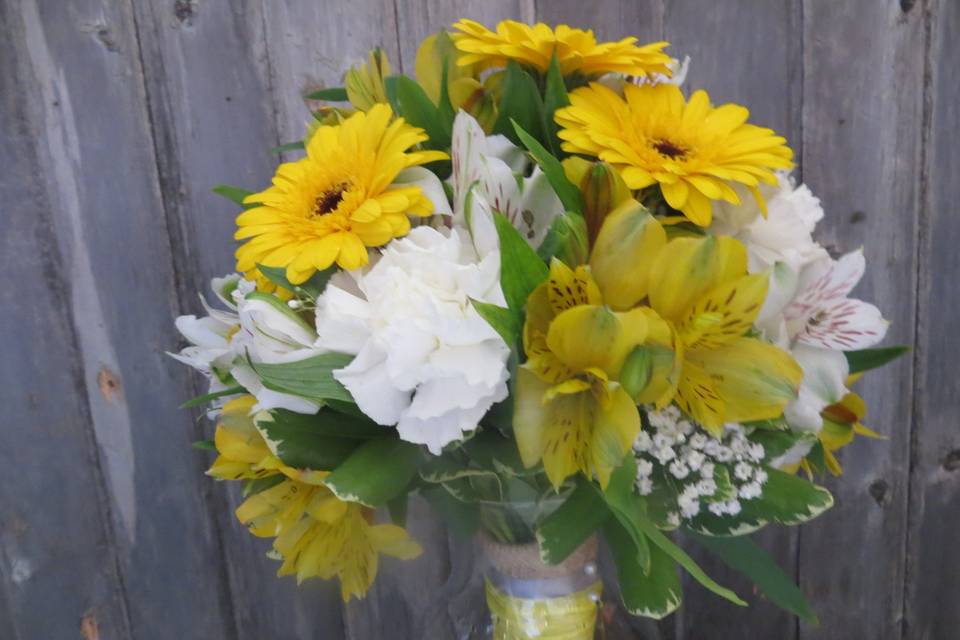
542 53 570 154
689 532 819 624
536 211 589 265
244 291 315 334
270 141 305 154
536 481 610 565
253 410 368 470
636 515 747 606
461 429 527 477
387 494 408 526
845 345 910 374
606 517 681 619
749 429 816 462
305 86 348 101
395 75 450 149
602 458 651 573
493 212 549 313
422 485 479 538
256 264 335 299
242 474 285 497
192 439 216 451
266 408 384 440
471 298 521 345
247 352 355 405
212 184 257 209
688 467 834 536
493 61 546 146
512 120 584 214
324 438 422 507
179 386 244 409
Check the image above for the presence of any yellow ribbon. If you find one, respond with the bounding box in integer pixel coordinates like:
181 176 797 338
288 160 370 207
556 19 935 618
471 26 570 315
484 578 602 640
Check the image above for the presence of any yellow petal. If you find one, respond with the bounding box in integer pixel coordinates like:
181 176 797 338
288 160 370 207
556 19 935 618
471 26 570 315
590 386 641 488
676 273 768 350
589 199 667 310
546 305 648 378
368 524 423 560
546 258 602 314
513 367 552 470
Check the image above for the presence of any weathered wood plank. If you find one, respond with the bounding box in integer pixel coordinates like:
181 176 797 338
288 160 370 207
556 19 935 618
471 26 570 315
129 2 347 637
261 1 402 149
903 1 960 638
7 0 239 636
798 2 924 639
661 3 804 638
0 6 130 638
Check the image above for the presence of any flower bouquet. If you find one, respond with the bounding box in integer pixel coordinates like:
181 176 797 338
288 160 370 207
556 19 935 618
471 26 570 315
171 18 907 638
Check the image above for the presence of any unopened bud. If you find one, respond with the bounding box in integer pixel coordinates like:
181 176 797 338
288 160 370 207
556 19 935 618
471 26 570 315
580 161 631 243
620 346 654 399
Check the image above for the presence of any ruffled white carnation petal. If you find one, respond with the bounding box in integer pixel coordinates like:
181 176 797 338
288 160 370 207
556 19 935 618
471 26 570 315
334 344 411 426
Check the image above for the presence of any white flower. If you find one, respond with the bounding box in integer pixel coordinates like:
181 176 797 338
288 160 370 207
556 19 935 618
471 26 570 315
713 173 829 273
314 226 510 454
783 345 850 432
782 250 889 351
450 111 564 255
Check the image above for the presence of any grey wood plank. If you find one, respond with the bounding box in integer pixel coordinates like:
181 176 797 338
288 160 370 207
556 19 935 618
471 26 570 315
798 2 924 639
128 2 346 637
0 6 130 638
903 1 960 638
662 3 804 638
8 0 239 636
261 0 403 151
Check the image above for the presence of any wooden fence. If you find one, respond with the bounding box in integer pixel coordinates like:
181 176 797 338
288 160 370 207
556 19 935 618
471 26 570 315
2 1 957 638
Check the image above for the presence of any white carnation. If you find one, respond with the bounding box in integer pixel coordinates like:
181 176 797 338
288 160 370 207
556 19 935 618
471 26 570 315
315 226 510 454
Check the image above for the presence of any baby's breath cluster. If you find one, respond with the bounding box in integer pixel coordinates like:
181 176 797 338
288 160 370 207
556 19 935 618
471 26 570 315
634 405 768 524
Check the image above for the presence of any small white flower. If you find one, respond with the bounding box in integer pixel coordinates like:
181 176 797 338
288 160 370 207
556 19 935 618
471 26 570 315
734 462 754 481
685 450 706 471
739 482 763 500
695 478 717 497
634 431 653 452
678 492 701 518
666 512 681 527
669 460 691 479
653 445 677 464
754 469 768 484
700 462 715 479
636 459 654 478
689 433 708 450
636 477 653 496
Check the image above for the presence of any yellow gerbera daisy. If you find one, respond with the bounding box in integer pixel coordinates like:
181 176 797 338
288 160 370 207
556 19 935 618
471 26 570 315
555 83 794 226
208 396 422 601
235 103 448 284
451 19 672 77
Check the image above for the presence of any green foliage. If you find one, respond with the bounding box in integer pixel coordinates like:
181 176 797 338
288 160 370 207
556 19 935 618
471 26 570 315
619 347 654 399
179 386 244 409
512 120 584 214
254 409 379 470
689 532 819 624
606 518 681 619
395 75 451 149
256 264 335 300
536 480 610 565
305 86 349 101
191 439 216 451
421 485 479 539
688 467 834 536
845 345 910 374
242 474 285 497
247 352 355 405
270 141 306 154
471 298 521 346
325 438 422 507
212 184 257 209
493 212 550 319
542 53 571 155
536 211 589 265
493 61 547 148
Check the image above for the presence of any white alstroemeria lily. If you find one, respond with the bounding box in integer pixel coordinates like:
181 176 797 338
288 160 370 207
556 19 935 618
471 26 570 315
781 250 889 351
783 345 850 432
171 275 322 414
450 111 564 255
314 226 510 454
713 172 829 273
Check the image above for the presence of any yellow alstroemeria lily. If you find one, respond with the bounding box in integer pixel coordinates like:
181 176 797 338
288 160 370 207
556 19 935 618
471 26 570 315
588 202 803 435
345 48 392 111
415 31 499 131
514 258 649 489
207 395 421 601
806 388 884 477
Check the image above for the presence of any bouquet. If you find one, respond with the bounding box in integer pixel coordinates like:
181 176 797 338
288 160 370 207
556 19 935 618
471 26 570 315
171 18 906 634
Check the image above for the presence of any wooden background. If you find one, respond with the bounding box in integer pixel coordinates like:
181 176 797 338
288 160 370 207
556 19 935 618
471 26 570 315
2 1 956 638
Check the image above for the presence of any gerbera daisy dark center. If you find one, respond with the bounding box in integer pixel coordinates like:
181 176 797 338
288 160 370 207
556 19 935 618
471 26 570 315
313 182 349 216
653 139 688 159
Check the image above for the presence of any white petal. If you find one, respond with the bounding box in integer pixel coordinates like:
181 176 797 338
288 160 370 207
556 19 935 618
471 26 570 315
795 298 889 351
784 346 849 432
334 344 411 425
174 315 231 347
393 166 452 217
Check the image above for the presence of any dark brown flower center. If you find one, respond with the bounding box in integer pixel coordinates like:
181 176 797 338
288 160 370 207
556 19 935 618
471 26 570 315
653 139 687 159
313 182 349 216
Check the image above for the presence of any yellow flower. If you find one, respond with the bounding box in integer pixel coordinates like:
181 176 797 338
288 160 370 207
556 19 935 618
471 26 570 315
237 480 421 601
207 395 421 601
415 31 499 131
514 259 649 489
555 83 794 226
235 104 448 284
802 389 884 477
451 19 672 77
345 48 391 111
642 233 803 434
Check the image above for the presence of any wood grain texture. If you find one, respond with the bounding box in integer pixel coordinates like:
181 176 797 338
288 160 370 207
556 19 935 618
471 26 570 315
903 0 960 638
6 0 237 637
798 2 924 639
128 2 346 637
0 5 130 637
